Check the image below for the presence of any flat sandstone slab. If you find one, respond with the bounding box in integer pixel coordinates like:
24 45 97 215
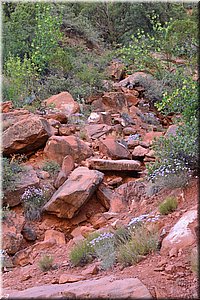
5 275 152 299
88 158 142 171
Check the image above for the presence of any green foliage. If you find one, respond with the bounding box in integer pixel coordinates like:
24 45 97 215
69 232 100 267
147 118 198 182
31 3 63 74
158 196 178 215
155 73 198 122
22 187 48 221
2 157 23 193
116 225 159 266
42 160 60 176
38 254 54 272
3 54 37 107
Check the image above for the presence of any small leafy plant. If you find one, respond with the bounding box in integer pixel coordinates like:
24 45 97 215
0 204 12 221
2 157 23 193
158 196 178 215
42 160 60 176
38 254 54 272
22 187 48 221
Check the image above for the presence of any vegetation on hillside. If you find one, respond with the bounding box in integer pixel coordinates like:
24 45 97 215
2 2 198 191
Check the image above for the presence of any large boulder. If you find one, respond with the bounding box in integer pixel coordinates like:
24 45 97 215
99 137 131 159
3 116 53 155
43 167 104 218
54 155 75 189
161 209 197 254
2 109 30 131
43 92 80 117
44 135 93 165
5 275 152 299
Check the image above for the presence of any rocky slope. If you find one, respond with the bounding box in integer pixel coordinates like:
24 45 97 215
1 65 198 299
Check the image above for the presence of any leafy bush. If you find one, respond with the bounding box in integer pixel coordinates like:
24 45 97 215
117 224 159 266
3 54 37 107
22 187 48 221
158 196 178 215
38 254 54 272
42 160 60 176
2 157 23 193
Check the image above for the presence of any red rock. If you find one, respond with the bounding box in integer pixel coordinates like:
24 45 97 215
43 92 80 117
44 229 66 244
88 158 142 171
1 101 13 113
43 167 104 219
44 135 93 165
80 226 95 238
123 126 137 135
81 263 99 276
99 137 130 159
2 232 23 255
54 155 75 189
102 92 128 112
85 124 112 139
3 116 53 155
127 139 139 148
96 183 113 209
106 60 125 81
125 93 139 106
132 145 149 157
59 274 85 284
44 112 68 124
161 209 197 254
89 213 107 229
142 131 163 144
113 71 153 88
58 124 76 136
6 275 152 298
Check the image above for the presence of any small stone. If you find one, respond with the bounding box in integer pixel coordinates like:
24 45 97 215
21 225 37 241
59 274 85 284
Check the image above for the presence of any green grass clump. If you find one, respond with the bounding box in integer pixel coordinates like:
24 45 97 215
38 254 54 272
42 160 60 176
158 196 178 215
117 225 159 267
69 232 101 267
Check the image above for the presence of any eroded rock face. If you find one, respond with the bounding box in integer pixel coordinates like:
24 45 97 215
6 275 152 299
43 167 104 219
44 135 93 165
161 209 197 253
3 116 53 155
43 92 80 117
99 137 131 159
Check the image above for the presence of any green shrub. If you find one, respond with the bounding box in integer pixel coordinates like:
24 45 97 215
117 224 159 266
38 254 54 272
158 196 178 215
2 157 23 193
22 187 48 221
3 54 37 107
69 232 100 267
42 160 60 176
